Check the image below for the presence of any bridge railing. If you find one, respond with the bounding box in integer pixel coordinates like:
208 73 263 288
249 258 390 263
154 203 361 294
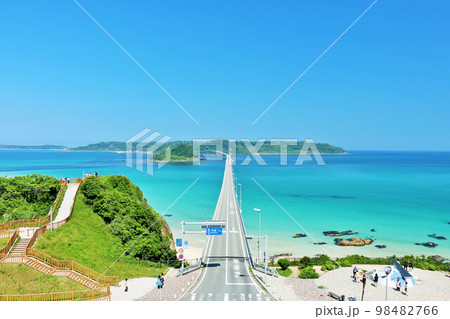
0 229 18 257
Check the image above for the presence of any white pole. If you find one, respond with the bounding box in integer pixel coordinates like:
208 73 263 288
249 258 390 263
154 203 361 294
258 210 261 264
239 184 242 211
264 235 268 285
50 207 53 231
181 221 185 270
385 275 388 301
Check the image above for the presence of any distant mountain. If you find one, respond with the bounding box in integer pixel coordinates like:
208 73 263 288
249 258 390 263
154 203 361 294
69 140 346 155
0 144 67 150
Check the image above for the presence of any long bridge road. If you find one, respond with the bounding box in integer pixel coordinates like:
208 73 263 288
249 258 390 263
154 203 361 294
181 155 273 301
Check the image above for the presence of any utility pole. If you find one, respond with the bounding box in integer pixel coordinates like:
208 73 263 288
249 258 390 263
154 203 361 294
181 221 185 270
238 183 242 212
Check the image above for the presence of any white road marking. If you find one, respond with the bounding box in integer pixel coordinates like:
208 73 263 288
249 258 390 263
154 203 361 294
207 293 213 301
265 297 270 301
234 264 239 271
256 294 262 301
224 293 229 301
230 227 238 233
240 293 245 301
198 294 204 301
248 294 253 301
190 294 196 301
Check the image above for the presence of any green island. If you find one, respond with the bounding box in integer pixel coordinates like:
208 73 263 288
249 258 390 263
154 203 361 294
152 142 199 162
2 140 346 155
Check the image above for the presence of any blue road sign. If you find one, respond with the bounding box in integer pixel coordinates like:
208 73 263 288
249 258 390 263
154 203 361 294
178 254 184 260
176 238 182 247
206 227 223 235
184 240 188 246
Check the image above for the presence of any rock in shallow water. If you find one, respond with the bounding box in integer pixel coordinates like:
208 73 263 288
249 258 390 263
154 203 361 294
292 233 307 238
334 237 373 246
415 242 438 248
375 245 386 249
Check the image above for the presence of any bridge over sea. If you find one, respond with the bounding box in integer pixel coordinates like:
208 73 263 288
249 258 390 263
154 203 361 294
180 154 275 301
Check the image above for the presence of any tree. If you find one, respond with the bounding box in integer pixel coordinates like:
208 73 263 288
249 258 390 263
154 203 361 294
277 258 290 270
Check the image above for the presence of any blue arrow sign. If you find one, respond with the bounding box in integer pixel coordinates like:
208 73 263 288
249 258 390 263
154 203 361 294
206 227 223 235
176 238 182 247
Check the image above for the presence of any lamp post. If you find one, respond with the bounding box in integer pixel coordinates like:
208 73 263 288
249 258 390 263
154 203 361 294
238 183 242 212
384 266 392 301
253 208 261 264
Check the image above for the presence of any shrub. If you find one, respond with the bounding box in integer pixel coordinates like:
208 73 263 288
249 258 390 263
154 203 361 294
321 261 334 271
277 258 291 270
339 260 352 267
299 266 319 279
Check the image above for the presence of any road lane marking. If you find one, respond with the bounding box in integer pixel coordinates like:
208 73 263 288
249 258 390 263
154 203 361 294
207 293 213 301
230 227 238 233
265 297 270 301
248 294 253 301
256 294 262 301
190 294 196 301
240 293 245 301
198 294 204 301
224 293 229 301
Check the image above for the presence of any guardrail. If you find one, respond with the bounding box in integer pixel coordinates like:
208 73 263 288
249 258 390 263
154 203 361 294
0 183 66 231
0 229 18 257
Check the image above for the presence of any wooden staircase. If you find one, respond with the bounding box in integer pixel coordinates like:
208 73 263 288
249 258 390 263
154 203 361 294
10 238 30 255
24 258 55 275
65 271 101 290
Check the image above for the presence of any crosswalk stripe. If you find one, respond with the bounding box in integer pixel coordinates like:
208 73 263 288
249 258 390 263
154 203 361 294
207 293 213 301
265 297 270 301
224 293 229 301
190 294 196 301
240 293 245 301
198 294 204 301
256 294 262 301
248 294 253 301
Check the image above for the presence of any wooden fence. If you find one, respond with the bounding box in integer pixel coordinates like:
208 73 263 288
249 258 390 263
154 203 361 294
26 248 118 286
0 183 66 231
0 287 110 301
0 229 18 257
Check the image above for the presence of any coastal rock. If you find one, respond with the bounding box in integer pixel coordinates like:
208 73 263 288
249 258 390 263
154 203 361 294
415 242 438 248
313 242 327 245
293 233 307 238
334 237 373 246
375 245 386 249
432 255 445 262
323 230 358 237
370 229 376 232
428 234 447 240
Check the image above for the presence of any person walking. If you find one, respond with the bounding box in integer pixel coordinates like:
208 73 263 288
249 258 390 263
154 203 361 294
160 273 165 287
404 260 408 271
409 261 413 270
374 273 379 287
355 271 360 283
353 266 358 281
157 276 163 289
396 278 401 291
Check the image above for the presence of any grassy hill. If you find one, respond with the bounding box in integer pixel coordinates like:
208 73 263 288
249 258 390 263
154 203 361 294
35 175 177 280
0 264 83 294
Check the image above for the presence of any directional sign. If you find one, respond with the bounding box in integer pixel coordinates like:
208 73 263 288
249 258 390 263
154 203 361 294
178 254 184 260
206 227 223 235
176 238 182 247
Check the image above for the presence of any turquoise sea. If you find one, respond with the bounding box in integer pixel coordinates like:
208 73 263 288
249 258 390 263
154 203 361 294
1 150 449 259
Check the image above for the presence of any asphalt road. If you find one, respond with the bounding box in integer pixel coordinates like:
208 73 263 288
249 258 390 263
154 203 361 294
181 156 272 301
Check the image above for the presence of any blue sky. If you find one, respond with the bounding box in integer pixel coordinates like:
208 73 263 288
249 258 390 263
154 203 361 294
1 0 449 150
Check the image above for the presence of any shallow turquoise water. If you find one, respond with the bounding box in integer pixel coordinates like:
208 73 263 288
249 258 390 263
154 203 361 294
1 150 449 259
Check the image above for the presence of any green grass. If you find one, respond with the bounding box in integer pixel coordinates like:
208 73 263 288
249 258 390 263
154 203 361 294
276 268 293 277
35 194 167 280
0 237 11 248
0 264 83 294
